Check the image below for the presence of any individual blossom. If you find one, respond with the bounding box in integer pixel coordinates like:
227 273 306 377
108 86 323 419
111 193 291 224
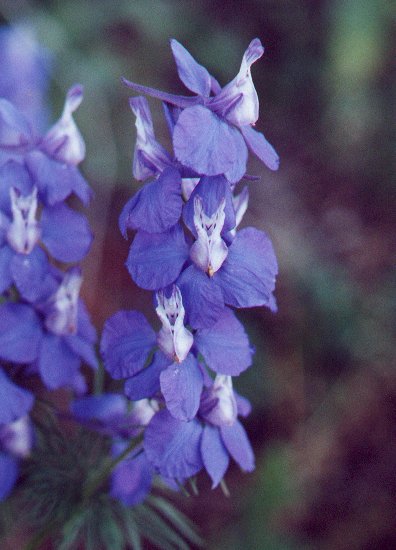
144 375 254 487
0 85 92 206
71 394 158 506
0 160 92 300
101 286 252 422
126 175 277 328
0 267 97 391
123 38 279 183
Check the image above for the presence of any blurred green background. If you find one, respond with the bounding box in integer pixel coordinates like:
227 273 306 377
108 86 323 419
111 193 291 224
1 1 395 548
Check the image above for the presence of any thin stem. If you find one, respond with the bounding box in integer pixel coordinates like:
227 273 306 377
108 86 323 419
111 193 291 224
93 358 105 395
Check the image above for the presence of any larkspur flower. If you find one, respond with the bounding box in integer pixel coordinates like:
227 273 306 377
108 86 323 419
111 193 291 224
0 267 97 390
0 160 92 300
0 85 92 206
144 376 254 487
125 175 277 327
101 286 252 422
123 38 279 183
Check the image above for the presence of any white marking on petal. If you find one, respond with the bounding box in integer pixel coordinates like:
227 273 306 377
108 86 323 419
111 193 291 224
43 85 86 165
181 177 200 201
131 398 160 428
7 186 41 254
130 97 170 180
0 416 33 458
156 285 193 363
230 186 249 237
200 375 238 427
44 268 82 336
190 195 228 275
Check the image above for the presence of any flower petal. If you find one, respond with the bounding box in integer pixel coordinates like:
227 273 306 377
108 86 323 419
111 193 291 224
126 224 189 290
0 98 32 148
38 333 81 389
0 245 13 293
160 354 203 421
170 39 211 96
122 78 200 109
177 264 224 329
0 453 18 501
240 125 279 171
111 447 152 506
201 424 229 488
0 303 42 363
124 351 169 401
0 368 34 424
64 333 98 369
119 167 182 236
41 204 92 262
101 310 156 379
195 308 252 375
0 160 33 215
220 420 255 472
144 409 203 481
216 227 278 308
173 106 248 181
10 247 51 302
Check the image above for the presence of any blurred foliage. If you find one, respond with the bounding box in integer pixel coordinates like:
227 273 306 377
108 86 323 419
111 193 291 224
0 0 395 548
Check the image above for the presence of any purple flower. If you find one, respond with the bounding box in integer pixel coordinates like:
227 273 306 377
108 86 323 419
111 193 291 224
102 286 252 421
144 376 254 487
123 38 279 182
0 268 97 390
0 160 92 299
0 86 92 206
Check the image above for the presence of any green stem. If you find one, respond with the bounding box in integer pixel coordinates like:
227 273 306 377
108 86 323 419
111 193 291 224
82 437 142 501
93 358 105 395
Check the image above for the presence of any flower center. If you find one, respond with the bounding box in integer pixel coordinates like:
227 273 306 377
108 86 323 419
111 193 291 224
7 186 41 254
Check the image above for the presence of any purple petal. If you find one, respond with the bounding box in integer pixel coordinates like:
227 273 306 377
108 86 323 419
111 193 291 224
126 224 189 290
170 39 211 96
216 227 278 308
0 303 42 363
235 393 252 417
144 409 203 481
162 102 181 135
0 453 18 501
64 333 98 369
0 160 33 214
122 78 200 109
0 245 13 293
76 300 97 344
26 150 92 206
111 446 152 506
41 204 92 262
71 394 127 422
0 98 32 148
240 125 279 171
119 167 183 236
101 310 156 379
201 424 229 488
10 247 51 302
183 175 236 236
124 351 169 401
38 333 81 389
195 308 252 375
173 106 248 181
177 264 224 329
220 420 255 472
0 368 34 424
160 354 203 421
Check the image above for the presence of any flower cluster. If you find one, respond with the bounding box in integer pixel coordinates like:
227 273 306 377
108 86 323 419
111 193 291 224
0 69 96 496
101 38 279 490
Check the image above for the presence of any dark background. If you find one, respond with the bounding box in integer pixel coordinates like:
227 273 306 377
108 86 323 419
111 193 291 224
0 1 395 548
